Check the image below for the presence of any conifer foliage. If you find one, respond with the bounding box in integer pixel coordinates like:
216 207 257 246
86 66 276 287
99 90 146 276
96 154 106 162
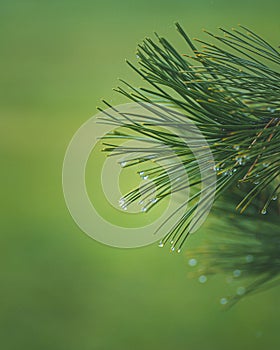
101 24 280 304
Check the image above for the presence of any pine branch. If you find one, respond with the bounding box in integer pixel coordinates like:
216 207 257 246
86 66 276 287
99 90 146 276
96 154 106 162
186 186 280 306
100 24 280 301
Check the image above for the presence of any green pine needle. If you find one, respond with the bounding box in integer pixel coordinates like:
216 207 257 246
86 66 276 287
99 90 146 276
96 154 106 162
100 24 280 302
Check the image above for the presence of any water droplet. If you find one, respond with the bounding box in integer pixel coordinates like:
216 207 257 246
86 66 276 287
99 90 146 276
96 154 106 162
233 145 240 150
171 246 175 252
246 254 254 263
237 157 245 166
170 240 174 245
138 199 144 205
177 249 181 253
236 286 246 295
119 200 128 211
119 198 125 206
150 198 158 204
139 171 149 180
158 241 164 248
267 107 275 113
188 258 197 267
145 155 155 160
220 297 228 305
233 269 241 277
213 165 220 172
272 195 278 201
262 162 269 168
120 161 127 167
198 275 207 283
261 208 267 215
141 207 147 212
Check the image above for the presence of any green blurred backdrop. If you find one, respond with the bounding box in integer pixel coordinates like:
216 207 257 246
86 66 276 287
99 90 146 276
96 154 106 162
1 1 279 349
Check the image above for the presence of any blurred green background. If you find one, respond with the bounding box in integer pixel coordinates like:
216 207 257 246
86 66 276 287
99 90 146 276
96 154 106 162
1 1 279 349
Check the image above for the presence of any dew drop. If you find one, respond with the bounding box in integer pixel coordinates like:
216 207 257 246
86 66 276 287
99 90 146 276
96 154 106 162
261 208 267 215
213 165 220 172
145 155 155 160
171 246 175 252
141 207 147 212
158 241 164 248
233 145 240 150
177 249 181 253
122 206 127 211
272 195 278 201
120 161 127 167
143 175 149 180
198 275 207 283
267 107 275 113
237 286 246 296
246 254 254 263
188 258 197 267
233 269 241 277
237 157 245 166
119 198 125 206
220 297 228 305
139 171 144 176
150 198 158 204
